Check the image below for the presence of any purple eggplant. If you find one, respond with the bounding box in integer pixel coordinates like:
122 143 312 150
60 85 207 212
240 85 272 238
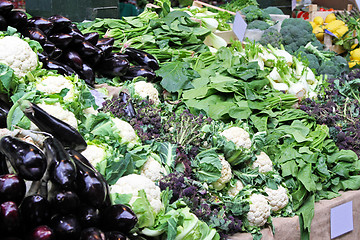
48 33 73 48
21 27 47 45
66 26 85 45
49 190 80 215
19 101 87 151
0 97 10 128
0 136 47 181
43 59 76 76
6 10 27 30
0 153 8 175
124 47 159 70
96 37 114 46
104 231 127 240
0 14 7 31
37 52 49 63
83 32 99 46
49 48 63 60
96 54 130 77
44 137 77 190
0 0 13 15
119 92 136 118
61 51 83 70
42 40 56 56
122 65 156 81
0 174 26 205
77 41 103 66
80 227 105 240
50 214 81 240
78 62 95 87
27 17 54 35
97 44 113 58
0 201 21 234
48 15 71 32
19 194 50 229
77 204 100 228
27 225 54 240
100 204 137 233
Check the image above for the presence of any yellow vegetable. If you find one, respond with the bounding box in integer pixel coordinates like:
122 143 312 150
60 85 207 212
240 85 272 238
313 16 324 25
324 20 345 32
351 43 358 49
334 25 348 38
325 13 336 23
350 48 360 61
313 26 324 41
349 60 360 68
309 21 317 28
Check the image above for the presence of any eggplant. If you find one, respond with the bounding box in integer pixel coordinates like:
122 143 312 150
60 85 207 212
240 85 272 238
66 27 85 45
122 65 156 81
18 100 87 151
49 48 63 60
6 10 27 30
0 152 8 174
83 32 99 46
49 190 80 215
61 51 83 71
21 27 47 45
96 37 114 46
0 201 21 234
76 204 100 228
19 195 50 229
0 97 10 128
78 62 95 87
100 204 137 233
42 40 56 56
43 137 77 190
124 47 159 70
0 0 13 15
112 52 129 59
0 136 47 181
80 227 105 240
119 92 136 118
68 150 111 209
50 214 81 240
48 15 71 32
48 33 73 48
27 17 54 35
0 174 26 205
0 14 7 31
28 225 54 240
96 54 130 77
104 231 126 240
77 41 103 66
43 59 76 76
97 44 113 58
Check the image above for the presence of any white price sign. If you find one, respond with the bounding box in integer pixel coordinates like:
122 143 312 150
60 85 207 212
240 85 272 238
232 12 247 42
292 0 297 10
330 201 354 239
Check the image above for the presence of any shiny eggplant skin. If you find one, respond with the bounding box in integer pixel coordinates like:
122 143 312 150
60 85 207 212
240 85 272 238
0 173 26 205
124 47 159 70
0 0 13 14
0 136 47 181
100 204 137 233
0 152 8 175
0 97 10 128
0 201 21 234
83 32 99 46
48 33 73 48
80 227 105 240
122 65 156 81
21 27 47 45
20 101 87 151
42 40 56 56
96 37 114 46
27 17 54 35
37 51 49 64
19 195 50 229
78 62 95 87
27 225 54 240
97 44 113 58
119 92 136 118
77 41 103 66
96 54 130 77
48 15 71 32
65 24 84 45
61 50 83 70
49 190 80 215
43 59 76 76
50 214 81 240
49 47 63 60
6 10 27 30
77 204 100 228
68 150 110 209
0 14 7 31
104 231 127 240
44 137 77 190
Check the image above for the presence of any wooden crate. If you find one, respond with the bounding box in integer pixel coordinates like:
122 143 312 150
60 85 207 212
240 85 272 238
307 4 353 22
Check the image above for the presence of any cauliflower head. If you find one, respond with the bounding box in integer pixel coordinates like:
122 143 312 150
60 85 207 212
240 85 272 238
81 143 106 169
252 151 273 173
112 117 138 144
35 75 76 101
221 126 252 149
228 179 244 198
133 81 160 105
247 193 271 227
212 155 232 190
0 36 38 77
29 102 78 130
140 155 167 182
264 185 289 212
110 174 163 214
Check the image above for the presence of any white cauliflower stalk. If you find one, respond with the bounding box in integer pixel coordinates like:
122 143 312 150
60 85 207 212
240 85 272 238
0 36 38 77
221 126 252 149
264 185 289 212
212 155 232 190
112 117 138 144
35 75 76 101
133 81 160 105
140 155 167 182
252 151 273 173
110 174 163 214
247 193 271 227
228 180 244 198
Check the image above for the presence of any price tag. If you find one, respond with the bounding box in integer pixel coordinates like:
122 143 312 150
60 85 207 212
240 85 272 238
355 0 360 10
330 201 354 239
232 12 247 42
324 29 338 38
291 0 297 10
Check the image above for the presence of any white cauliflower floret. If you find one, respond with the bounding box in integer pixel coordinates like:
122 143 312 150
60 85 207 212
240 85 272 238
252 151 273 173
212 155 232 190
112 118 138 144
140 156 167 182
83 107 98 115
0 36 38 77
110 174 163 213
264 185 289 212
81 144 106 168
35 75 75 101
133 81 160 105
228 180 244 198
247 193 271 227
221 126 251 149
30 102 78 130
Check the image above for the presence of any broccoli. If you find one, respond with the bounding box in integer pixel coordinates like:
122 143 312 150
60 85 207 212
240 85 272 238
241 5 271 23
318 55 349 78
295 47 320 74
259 27 283 48
247 20 270 30
280 18 321 53
263 6 284 15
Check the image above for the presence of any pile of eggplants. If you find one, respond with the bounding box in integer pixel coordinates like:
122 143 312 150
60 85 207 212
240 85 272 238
0 101 138 239
0 0 159 87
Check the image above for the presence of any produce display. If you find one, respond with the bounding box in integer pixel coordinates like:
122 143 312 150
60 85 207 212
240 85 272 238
0 0 360 239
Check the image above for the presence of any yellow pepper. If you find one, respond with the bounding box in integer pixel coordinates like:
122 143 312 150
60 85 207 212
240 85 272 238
350 48 360 61
324 20 345 32
325 13 336 23
349 60 360 68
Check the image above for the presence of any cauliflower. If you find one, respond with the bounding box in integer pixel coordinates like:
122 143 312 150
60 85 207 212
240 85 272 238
30 102 78 130
212 155 232 190
228 180 244 198
110 174 163 214
133 81 160 105
112 117 138 144
247 193 271 227
35 75 75 101
83 107 98 115
0 36 38 77
140 155 167 182
81 144 106 168
221 126 251 149
264 185 289 212
252 151 273 173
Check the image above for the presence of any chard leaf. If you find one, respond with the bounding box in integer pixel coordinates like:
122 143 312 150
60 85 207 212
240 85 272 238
281 160 298 177
341 175 360 190
298 164 316 192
